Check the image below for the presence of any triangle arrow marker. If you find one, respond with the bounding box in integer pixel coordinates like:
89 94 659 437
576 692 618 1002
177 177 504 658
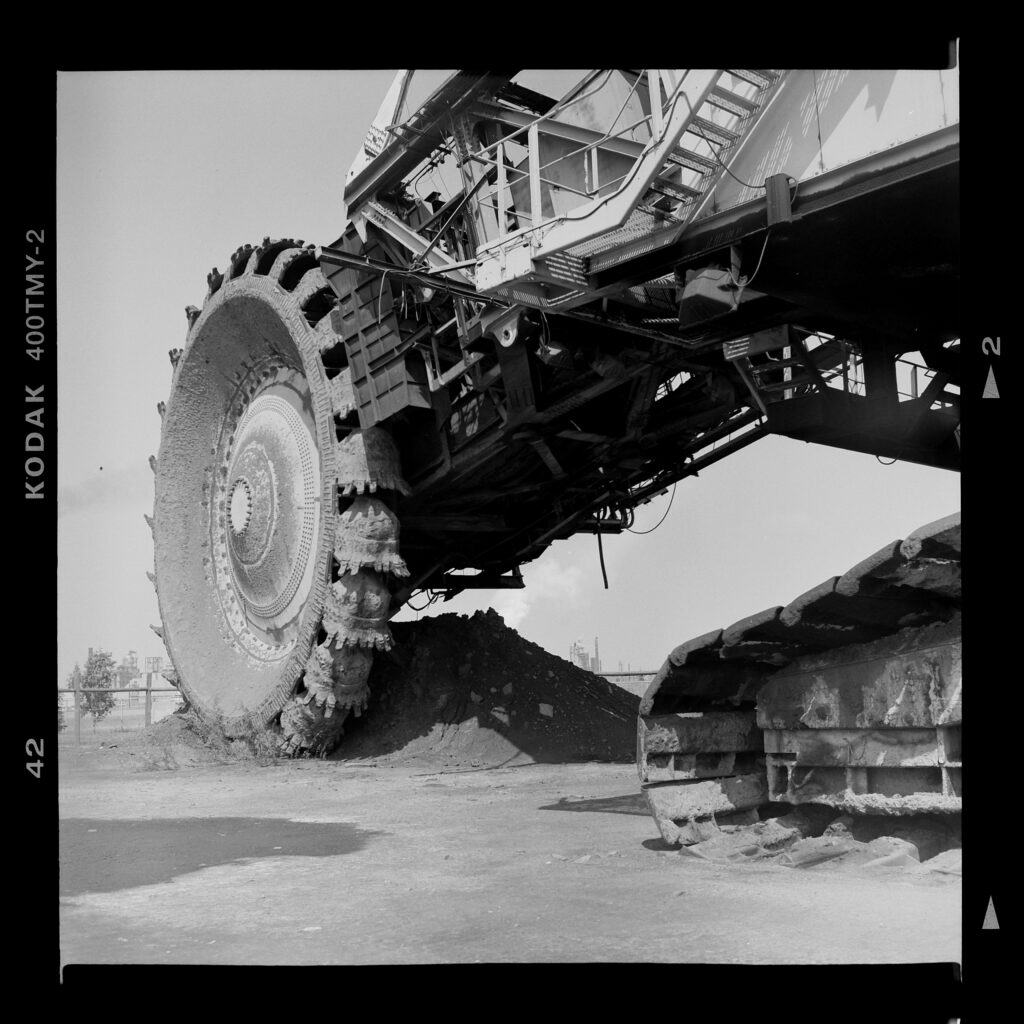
983 366 1000 399
983 897 1000 930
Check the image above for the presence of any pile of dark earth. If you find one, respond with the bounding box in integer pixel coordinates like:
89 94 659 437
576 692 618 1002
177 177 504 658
336 609 640 769
135 609 639 771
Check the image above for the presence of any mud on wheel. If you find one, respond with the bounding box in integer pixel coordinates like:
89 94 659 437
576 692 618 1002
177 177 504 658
152 240 408 757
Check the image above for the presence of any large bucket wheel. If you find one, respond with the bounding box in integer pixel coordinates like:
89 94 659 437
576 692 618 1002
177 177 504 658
152 240 408 756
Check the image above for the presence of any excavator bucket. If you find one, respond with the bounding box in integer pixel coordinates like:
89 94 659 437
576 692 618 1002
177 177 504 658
334 496 409 577
322 570 394 650
335 427 410 496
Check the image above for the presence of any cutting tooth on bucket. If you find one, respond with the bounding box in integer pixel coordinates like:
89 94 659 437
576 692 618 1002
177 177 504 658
322 570 394 650
334 495 409 577
279 643 375 756
280 696 346 757
326 646 374 714
280 423 409 754
206 266 224 296
336 428 410 496
301 643 373 715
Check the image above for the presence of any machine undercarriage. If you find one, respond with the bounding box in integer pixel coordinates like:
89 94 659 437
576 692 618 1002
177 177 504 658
151 68 960 825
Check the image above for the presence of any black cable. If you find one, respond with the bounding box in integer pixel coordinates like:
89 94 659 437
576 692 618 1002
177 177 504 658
693 121 802 208
377 269 389 325
627 482 677 535
691 118 765 191
811 70 826 174
405 591 432 612
596 532 609 589
741 229 773 289
724 176 796 293
405 589 443 612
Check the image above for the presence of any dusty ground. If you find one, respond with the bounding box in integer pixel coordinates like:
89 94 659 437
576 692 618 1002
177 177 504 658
59 742 960 967
59 612 960 967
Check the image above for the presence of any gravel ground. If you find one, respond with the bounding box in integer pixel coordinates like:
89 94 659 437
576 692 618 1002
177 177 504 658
59 738 961 967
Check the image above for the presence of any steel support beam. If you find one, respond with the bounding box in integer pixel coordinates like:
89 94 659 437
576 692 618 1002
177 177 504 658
356 202 474 284
588 124 960 288
343 71 519 215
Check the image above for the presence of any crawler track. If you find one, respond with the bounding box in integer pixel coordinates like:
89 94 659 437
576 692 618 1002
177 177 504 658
638 513 962 843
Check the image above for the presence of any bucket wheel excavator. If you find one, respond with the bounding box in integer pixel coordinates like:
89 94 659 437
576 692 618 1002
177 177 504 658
151 68 960 779
153 244 406 755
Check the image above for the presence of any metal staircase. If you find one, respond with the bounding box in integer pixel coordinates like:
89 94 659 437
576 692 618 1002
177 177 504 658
474 69 787 306
637 71 783 228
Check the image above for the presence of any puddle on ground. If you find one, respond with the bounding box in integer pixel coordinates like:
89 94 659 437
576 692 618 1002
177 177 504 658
59 817 383 896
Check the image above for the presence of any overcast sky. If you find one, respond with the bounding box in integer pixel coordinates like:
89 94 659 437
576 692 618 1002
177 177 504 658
56 70 959 684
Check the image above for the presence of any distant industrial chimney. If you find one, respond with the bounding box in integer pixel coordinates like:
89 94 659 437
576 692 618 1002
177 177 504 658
593 636 601 674
569 639 591 671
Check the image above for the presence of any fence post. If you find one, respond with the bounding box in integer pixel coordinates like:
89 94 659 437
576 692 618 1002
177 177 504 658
145 674 153 728
74 676 81 746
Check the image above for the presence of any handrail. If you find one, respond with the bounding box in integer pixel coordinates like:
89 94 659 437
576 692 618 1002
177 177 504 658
473 69 724 283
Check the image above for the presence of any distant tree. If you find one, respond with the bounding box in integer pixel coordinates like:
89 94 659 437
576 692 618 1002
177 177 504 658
81 650 118 723
63 663 83 733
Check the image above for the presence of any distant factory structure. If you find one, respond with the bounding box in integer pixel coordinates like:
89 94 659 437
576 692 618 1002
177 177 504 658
568 637 602 674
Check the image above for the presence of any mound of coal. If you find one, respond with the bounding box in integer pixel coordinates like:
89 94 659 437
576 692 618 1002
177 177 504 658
334 609 640 768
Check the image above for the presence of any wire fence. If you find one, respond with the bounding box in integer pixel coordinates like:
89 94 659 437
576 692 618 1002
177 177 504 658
54 672 655 739
56 684 184 743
